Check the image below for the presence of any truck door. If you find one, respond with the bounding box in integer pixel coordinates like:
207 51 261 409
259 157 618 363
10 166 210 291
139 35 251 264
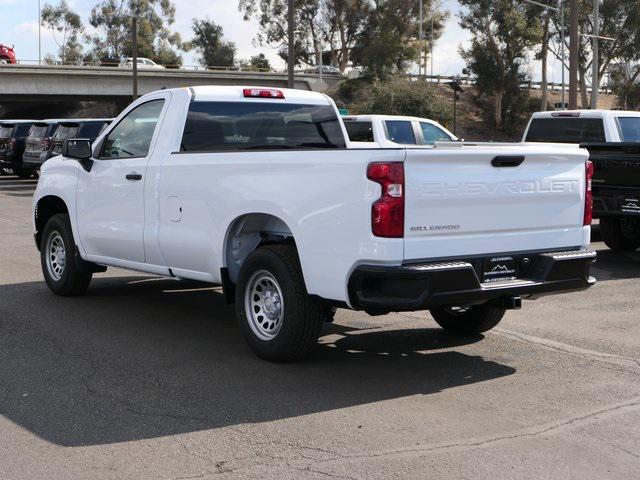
76 96 168 263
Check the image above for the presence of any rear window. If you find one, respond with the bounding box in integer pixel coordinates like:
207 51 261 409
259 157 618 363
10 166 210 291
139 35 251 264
385 120 416 144
53 124 80 139
344 121 374 142
617 117 640 142
28 124 49 138
77 121 107 138
0 125 14 137
525 117 606 143
180 102 346 152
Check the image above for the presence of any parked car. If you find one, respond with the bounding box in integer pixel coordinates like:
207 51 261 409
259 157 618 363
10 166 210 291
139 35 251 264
302 65 345 76
22 120 65 171
0 120 35 177
522 110 640 143
120 57 164 70
579 142 640 252
343 114 457 147
33 86 596 361
23 119 112 170
0 43 17 64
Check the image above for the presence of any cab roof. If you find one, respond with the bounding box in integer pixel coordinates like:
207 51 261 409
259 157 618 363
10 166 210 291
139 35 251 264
185 86 332 106
531 109 640 119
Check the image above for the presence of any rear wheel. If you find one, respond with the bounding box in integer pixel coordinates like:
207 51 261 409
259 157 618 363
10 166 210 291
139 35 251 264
600 217 640 252
40 214 93 296
430 303 506 335
235 244 323 361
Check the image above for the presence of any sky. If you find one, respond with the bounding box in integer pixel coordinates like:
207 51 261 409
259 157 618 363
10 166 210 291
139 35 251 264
0 0 559 81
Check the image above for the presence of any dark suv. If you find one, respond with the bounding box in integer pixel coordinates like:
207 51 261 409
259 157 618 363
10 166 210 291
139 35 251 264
23 118 112 170
22 119 65 170
0 120 35 177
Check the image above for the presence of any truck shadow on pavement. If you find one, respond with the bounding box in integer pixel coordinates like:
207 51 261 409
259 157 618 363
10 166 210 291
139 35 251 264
0 275 515 447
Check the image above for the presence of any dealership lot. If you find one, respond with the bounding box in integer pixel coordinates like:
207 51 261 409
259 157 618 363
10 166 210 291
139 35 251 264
0 175 639 479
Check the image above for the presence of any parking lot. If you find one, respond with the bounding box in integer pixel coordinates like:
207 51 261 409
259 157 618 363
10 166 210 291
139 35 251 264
0 174 639 479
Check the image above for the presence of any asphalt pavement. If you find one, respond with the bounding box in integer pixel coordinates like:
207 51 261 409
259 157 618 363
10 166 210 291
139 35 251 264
0 174 638 479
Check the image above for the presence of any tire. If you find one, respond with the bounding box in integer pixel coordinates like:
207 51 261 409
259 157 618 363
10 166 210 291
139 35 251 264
430 303 506 336
599 217 640 252
16 168 33 179
40 214 93 296
235 244 324 361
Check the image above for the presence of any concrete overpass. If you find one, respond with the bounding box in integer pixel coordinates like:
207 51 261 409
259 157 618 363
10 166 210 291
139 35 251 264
0 64 342 117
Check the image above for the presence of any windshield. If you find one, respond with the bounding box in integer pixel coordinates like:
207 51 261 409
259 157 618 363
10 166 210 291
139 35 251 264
77 122 106 138
28 125 49 138
525 117 606 143
617 117 640 142
344 121 374 142
0 125 14 138
53 124 80 139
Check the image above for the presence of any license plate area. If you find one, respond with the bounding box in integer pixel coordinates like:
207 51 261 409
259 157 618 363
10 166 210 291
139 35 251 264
620 197 640 215
482 256 518 283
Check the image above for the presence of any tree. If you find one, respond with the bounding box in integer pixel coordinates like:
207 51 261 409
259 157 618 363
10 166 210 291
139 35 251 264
40 0 84 64
459 0 542 130
86 0 185 66
249 53 272 71
188 18 236 68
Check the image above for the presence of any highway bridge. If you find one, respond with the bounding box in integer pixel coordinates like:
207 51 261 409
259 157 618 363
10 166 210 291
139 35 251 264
0 64 340 117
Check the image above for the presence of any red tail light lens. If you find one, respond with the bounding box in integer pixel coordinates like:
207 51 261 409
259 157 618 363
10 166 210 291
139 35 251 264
41 137 51 151
584 160 594 226
367 162 404 238
242 88 285 99
9 138 16 151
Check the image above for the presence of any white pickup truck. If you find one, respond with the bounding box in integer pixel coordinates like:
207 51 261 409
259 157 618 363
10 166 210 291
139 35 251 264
33 86 596 361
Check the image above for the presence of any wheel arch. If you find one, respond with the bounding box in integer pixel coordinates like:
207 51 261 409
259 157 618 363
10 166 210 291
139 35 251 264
222 212 295 285
34 195 69 250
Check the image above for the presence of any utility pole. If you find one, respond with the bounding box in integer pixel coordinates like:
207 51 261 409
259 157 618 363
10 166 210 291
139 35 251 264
590 0 599 109
430 2 434 76
419 0 423 76
568 0 579 109
560 0 565 108
132 17 138 101
38 0 41 65
287 0 295 88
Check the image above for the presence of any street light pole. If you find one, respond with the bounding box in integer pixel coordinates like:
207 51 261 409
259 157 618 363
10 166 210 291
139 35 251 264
590 0 599 109
287 0 295 89
38 0 41 65
132 17 138 101
419 0 423 76
568 0 578 109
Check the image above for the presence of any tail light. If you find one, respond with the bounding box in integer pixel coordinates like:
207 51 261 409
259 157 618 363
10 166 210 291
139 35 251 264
243 88 284 99
9 138 16 151
367 162 404 237
584 160 594 226
41 137 51 151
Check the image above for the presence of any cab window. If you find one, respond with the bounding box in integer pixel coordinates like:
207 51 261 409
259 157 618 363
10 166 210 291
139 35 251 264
385 120 416 144
420 122 452 144
100 100 164 159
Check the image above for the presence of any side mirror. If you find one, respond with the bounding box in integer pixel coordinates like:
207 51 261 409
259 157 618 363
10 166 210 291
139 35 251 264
62 138 93 172
62 138 92 160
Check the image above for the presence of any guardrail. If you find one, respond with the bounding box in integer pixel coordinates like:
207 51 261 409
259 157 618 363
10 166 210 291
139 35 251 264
402 74 614 95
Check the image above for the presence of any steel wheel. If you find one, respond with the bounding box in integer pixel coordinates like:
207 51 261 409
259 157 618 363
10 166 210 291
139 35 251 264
244 269 284 341
45 231 66 281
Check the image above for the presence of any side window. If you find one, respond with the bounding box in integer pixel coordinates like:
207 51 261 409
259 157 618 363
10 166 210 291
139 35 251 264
385 120 416 144
420 122 452 144
100 100 164 159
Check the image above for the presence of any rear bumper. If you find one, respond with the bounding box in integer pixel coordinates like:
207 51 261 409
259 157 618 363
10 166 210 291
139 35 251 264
593 185 640 218
22 151 46 169
0 155 18 169
348 249 596 311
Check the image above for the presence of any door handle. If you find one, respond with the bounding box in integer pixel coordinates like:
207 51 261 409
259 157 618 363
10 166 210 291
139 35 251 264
491 156 525 167
126 173 142 181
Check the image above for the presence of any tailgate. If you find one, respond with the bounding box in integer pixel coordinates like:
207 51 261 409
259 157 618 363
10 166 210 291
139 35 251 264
584 142 640 188
403 145 589 261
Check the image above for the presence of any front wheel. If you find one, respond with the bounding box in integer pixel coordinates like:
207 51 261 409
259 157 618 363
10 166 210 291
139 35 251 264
599 217 640 252
40 214 93 296
235 244 323 361
430 303 506 336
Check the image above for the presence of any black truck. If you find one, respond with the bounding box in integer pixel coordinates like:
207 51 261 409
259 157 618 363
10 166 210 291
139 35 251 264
583 143 640 251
